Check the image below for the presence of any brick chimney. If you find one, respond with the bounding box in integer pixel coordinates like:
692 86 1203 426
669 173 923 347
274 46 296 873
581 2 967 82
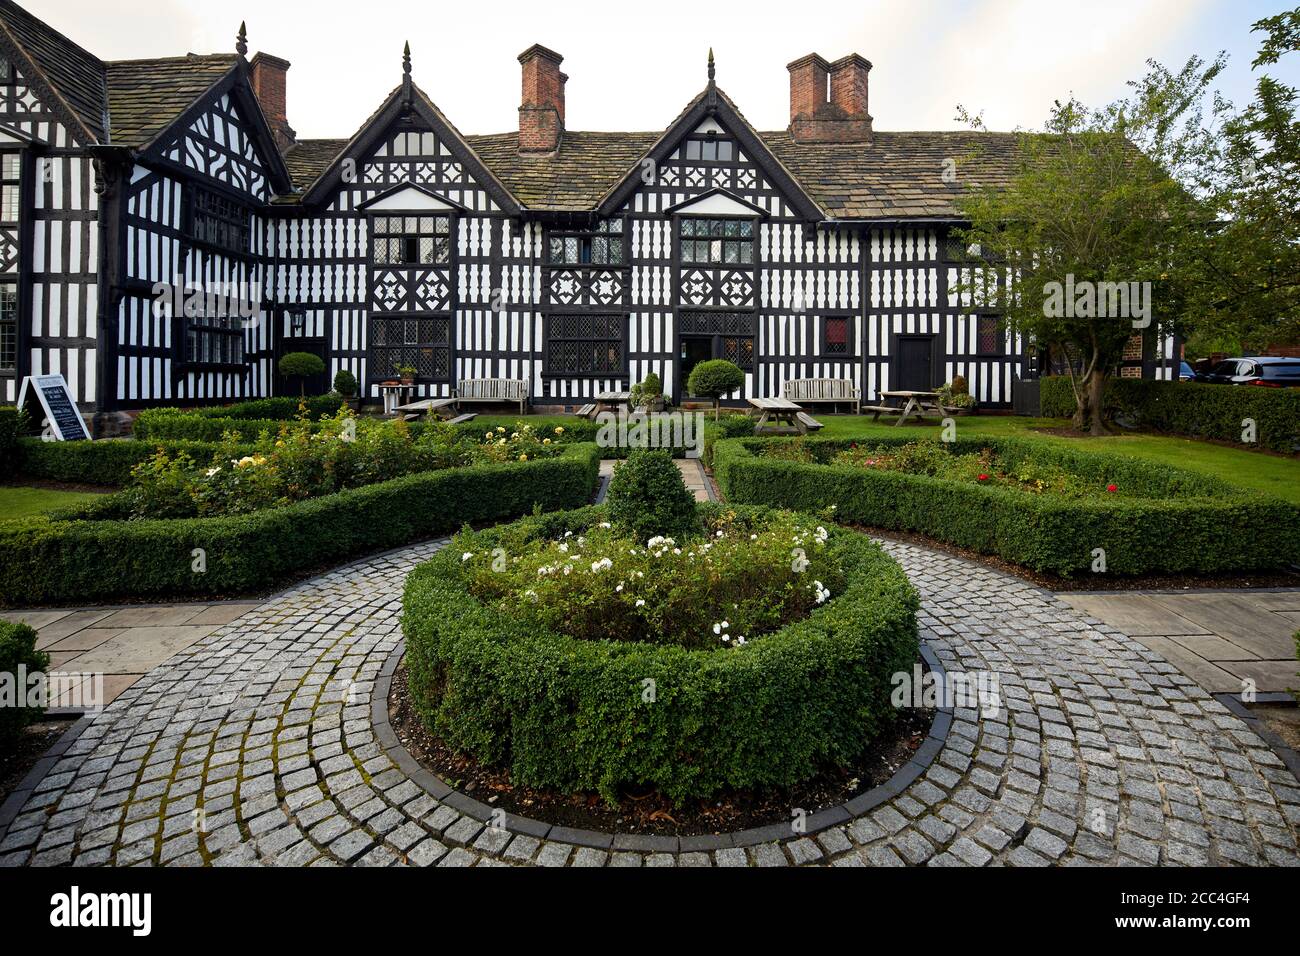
518 44 566 153
788 52 872 144
250 52 295 150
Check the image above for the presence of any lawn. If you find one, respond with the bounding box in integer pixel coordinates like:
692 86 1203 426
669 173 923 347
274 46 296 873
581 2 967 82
809 414 1300 505
0 485 106 521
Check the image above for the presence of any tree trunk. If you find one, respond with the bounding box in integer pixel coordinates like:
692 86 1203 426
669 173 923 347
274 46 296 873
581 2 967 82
1074 367 1108 436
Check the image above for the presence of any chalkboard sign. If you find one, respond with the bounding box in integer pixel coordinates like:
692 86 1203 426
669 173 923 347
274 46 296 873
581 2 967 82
16 374 91 441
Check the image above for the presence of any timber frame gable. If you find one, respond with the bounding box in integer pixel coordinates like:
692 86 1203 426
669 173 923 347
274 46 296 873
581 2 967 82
298 67 522 216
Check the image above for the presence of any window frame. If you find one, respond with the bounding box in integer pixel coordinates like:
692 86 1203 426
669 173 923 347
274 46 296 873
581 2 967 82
679 133 737 165
974 313 1006 356
368 314 453 385
370 213 453 267
677 215 755 266
546 217 626 267
182 315 247 371
187 184 253 258
0 149 18 374
542 312 628 379
820 313 856 358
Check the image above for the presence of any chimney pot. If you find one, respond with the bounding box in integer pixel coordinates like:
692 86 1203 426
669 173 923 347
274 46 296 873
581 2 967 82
788 51 872 144
249 52 294 150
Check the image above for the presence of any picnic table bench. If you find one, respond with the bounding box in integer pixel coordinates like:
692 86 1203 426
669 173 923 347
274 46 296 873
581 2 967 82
747 396 823 435
393 397 458 421
869 390 944 426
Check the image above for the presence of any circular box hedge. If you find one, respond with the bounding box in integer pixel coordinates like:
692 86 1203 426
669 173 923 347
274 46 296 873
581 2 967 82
402 504 919 805
713 435 1300 576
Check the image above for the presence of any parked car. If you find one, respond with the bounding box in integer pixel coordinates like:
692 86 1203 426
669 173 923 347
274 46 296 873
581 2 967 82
1179 361 1195 381
1194 356 1300 387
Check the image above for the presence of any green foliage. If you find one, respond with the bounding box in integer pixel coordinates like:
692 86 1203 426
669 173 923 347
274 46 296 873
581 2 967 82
193 395 343 421
0 444 601 605
16 437 236 486
606 449 698 542
687 359 745 409
332 369 358 398
459 508 843 650
0 406 26 478
1038 376 1300 453
403 504 918 805
629 372 664 409
714 436 1300 576
937 381 977 409
278 351 326 381
0 620 49 744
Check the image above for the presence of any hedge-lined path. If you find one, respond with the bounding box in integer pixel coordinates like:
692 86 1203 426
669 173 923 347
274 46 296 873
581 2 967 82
1 537 1298 867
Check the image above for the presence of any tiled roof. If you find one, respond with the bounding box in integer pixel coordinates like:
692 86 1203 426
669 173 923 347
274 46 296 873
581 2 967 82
465 131 659 211
766 130 1028 219
104 54 239 148
0 0 106 141
283 138 349 191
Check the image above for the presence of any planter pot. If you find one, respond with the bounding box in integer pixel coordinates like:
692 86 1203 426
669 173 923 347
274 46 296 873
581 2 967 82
400 376 415 387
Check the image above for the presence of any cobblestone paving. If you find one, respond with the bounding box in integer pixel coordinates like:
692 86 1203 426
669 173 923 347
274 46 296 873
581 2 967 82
2 537 1297 868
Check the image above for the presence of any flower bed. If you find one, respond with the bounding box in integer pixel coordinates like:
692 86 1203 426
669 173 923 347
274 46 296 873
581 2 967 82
403 503 919 804
714 436 1300 576
0 443 600 605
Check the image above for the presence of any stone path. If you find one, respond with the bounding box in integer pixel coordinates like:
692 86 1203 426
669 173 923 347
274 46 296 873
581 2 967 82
1060 591 1300 694
2 603 261 707
1 537 1297 867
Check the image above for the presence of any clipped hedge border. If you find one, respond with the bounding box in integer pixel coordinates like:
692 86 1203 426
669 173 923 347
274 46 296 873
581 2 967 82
403 503 920 805
0 443 600 605
16 436 244 487
1039 376 1300 454
713 436 1300 576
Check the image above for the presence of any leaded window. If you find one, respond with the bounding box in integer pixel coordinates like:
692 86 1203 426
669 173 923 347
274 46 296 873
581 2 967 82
191 187 251 255
823 316 850 355
976 315 1003 354
0 283 16 371
184 316 245 368
679 218 754 264
548 218 624 266
371 214 452 266
369 316 451 382
545 314 625 376
681 136 735 163
679 310 755 372
0 57 12 85
1 152 19 224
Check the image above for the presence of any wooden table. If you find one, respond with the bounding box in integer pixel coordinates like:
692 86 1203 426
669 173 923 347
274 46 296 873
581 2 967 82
872 390 943 426
593 390 631 417
376 383 414 417
393 397 458 419
747 396 820 435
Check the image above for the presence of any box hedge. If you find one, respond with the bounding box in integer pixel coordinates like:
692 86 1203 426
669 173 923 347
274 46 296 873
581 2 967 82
0 443 600 605
713 436 1300 576
1039 376 1300 454
403 503 919 804
16 436 241 487
0 619 49 744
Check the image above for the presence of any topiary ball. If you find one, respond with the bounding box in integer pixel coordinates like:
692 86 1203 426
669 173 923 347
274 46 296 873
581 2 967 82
606 449 698 542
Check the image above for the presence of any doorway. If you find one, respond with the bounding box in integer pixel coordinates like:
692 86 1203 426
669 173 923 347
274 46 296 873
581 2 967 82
895 336 936 392
679 337 714 398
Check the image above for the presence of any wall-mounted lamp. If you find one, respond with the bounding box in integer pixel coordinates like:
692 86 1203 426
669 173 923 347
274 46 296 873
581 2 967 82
289 309 306 335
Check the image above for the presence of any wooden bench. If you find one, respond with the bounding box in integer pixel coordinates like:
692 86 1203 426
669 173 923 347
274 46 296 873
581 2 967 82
782 378 861 413
575 404 598 419
795 412 824 432
445 413 477 426
454 378 528 415
861 405 899 421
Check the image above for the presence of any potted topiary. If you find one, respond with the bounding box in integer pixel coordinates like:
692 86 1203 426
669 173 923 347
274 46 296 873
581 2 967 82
278 351 326 398
333 368 359 411
396 364 417 386
687 359 745 420
937 377 977 415
629 371 665 413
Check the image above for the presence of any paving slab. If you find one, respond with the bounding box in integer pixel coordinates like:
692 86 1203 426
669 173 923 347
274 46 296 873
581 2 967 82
1148 594 1296 659
1058 594 1208 636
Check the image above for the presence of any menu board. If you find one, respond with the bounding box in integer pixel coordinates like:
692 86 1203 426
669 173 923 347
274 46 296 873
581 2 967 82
16 374 91 441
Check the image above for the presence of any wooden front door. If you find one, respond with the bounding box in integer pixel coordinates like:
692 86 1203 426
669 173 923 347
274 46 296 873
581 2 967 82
896 336 936 392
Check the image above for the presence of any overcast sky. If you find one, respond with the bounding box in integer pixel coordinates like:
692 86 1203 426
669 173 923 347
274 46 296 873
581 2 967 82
23 0 1300 139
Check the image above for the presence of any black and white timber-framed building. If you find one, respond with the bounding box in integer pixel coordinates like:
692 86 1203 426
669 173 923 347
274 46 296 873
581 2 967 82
0 1 1176 425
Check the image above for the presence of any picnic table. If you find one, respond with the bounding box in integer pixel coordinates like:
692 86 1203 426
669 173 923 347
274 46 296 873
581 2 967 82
746 396 822 435
392 396 458 420
864 390 944 426
595 390 631 415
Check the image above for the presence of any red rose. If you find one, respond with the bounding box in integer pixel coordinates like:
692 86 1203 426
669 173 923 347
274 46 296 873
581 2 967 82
1107 484 1117 492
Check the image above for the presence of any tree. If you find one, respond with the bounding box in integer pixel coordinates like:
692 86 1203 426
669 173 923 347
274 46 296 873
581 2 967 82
332 368 358 398
278 351 325 397
687 360 744 420
953 56 1224 435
